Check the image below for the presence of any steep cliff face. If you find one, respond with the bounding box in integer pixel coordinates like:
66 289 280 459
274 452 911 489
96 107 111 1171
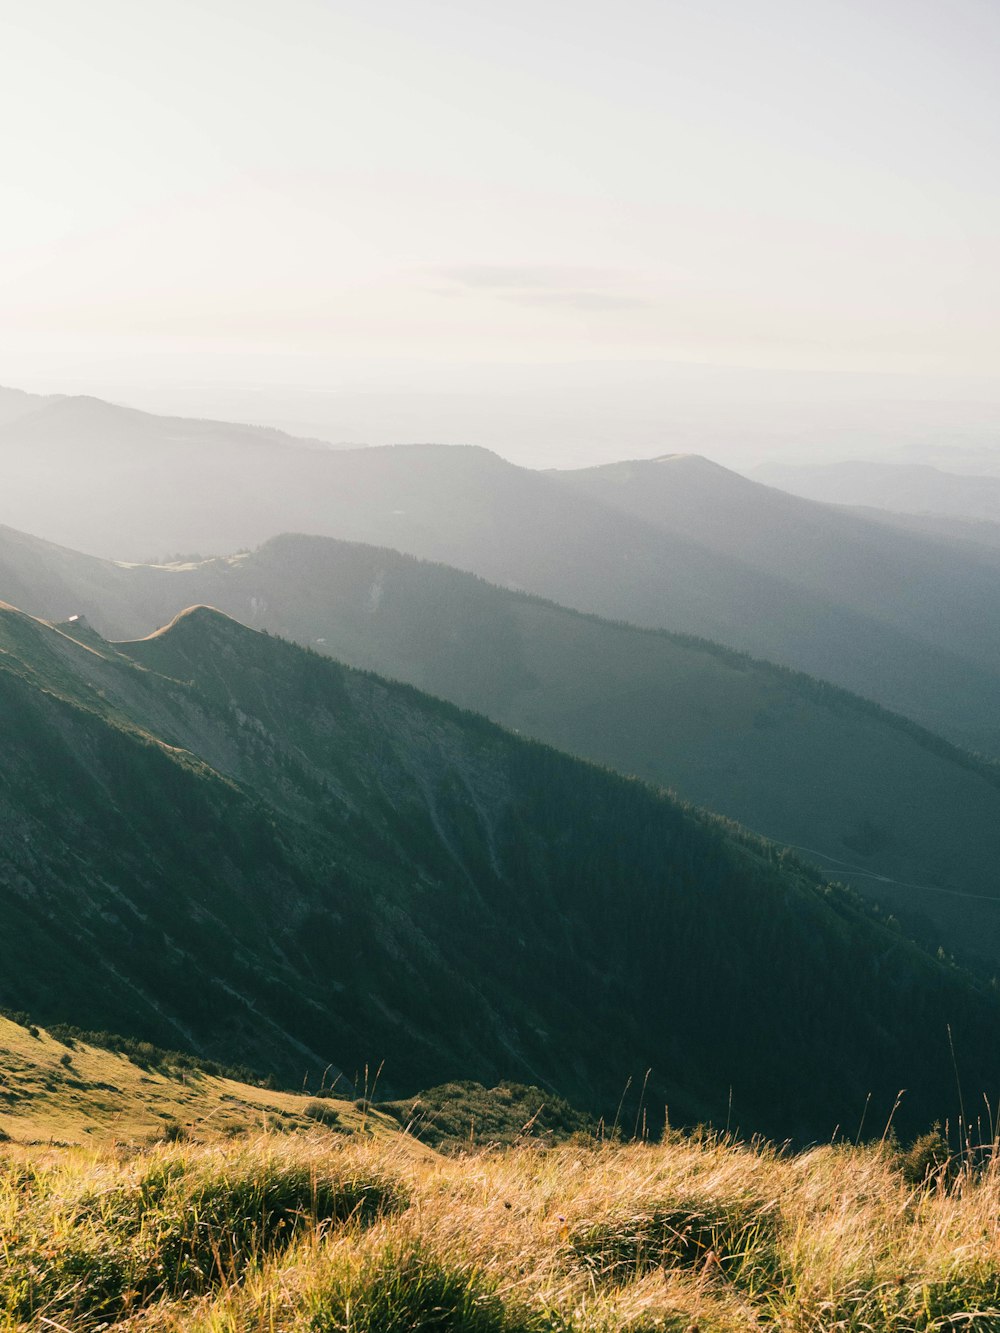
1 602 998 1141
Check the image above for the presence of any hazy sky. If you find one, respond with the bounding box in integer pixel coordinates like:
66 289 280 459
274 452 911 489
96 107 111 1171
3 0 1000 463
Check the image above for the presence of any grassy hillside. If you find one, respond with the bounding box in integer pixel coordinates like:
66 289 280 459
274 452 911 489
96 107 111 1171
0 1013 379 1146
0 1011 588 1152
4 1128 1000 1331
2 601 1000 1140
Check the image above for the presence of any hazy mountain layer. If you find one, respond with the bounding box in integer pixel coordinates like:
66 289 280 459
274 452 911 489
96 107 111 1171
0 385 55 428
2 391 999 752
557 455 1000 683
1 601 997 1140
0 390 340 562
753 459 1000 523
843 506 1000 555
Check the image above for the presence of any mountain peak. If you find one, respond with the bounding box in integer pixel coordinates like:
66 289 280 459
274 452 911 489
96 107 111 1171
132 604 239 643
560 453 739 482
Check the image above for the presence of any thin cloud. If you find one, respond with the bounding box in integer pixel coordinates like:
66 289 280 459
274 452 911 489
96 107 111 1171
513 291 650 311
440 264 610 290
435 265 653 311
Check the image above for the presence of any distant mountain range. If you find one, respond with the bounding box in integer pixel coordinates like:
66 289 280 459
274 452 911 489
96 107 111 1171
2 389 999 754
0 387 342 561
1 598 998 1141
753 459 1000 524
4 524 1000 969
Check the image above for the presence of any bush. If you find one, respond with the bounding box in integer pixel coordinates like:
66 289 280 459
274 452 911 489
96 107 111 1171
304 1100 343 1129
377 1081 593 1151
900 1124 953 1186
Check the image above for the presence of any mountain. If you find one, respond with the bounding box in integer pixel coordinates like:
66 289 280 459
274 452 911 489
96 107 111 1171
4 526 1000 966
146 536 1000 970
0 385 59 428
844 506 1000 554
1 600 998 1140
3 389 1000 752
555 454 1000 681
0 390 343 561
753 459 1000 523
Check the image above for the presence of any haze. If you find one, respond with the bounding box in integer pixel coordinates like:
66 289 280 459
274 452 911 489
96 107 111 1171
3 0 1000 467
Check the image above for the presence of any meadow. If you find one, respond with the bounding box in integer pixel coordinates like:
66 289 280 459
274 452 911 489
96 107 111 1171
3 1123 1000 1332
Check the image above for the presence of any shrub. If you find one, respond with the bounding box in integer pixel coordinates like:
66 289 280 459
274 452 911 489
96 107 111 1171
900 1123 954 1186
304 1100 343 1129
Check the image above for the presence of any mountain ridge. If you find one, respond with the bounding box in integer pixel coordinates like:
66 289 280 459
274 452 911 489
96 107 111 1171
5 526 1000 965
2 597 999 1140
753 458 1000 523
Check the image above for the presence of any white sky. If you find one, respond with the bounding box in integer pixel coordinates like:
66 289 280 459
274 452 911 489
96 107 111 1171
2 0 1000 463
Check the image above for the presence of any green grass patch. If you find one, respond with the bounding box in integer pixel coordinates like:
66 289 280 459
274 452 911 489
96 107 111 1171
0 1144 406 1323
304 1239 542 1333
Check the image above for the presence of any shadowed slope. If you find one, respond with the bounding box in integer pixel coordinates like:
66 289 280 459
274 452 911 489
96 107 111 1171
4 527 1000 964
2 601 1000 1139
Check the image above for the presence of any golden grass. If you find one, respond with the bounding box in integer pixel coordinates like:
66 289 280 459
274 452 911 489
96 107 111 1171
0 1016 389 1145
2 1127 1000 1332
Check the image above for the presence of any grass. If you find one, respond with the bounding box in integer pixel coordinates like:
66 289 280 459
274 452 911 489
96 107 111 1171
0 1015 391 1145
3 1126 1000 1331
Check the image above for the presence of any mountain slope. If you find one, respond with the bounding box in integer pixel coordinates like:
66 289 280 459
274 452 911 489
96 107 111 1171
843 506 1000 555
556 454 1000 677
0 393 341 561
172 536 1000 968
1 601 1000 1140
0 385 59 428
753 459 1000 523
4 528 1000 964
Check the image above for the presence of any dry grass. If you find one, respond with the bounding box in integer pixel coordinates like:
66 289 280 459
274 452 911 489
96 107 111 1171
0 1016 388 1145
1 1127 1000 1332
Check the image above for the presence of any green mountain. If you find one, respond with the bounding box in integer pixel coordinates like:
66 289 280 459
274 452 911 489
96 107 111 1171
5 526 1000 968
1 599 999 1141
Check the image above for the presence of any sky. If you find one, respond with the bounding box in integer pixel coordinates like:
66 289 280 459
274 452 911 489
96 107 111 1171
2 0 1000 466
